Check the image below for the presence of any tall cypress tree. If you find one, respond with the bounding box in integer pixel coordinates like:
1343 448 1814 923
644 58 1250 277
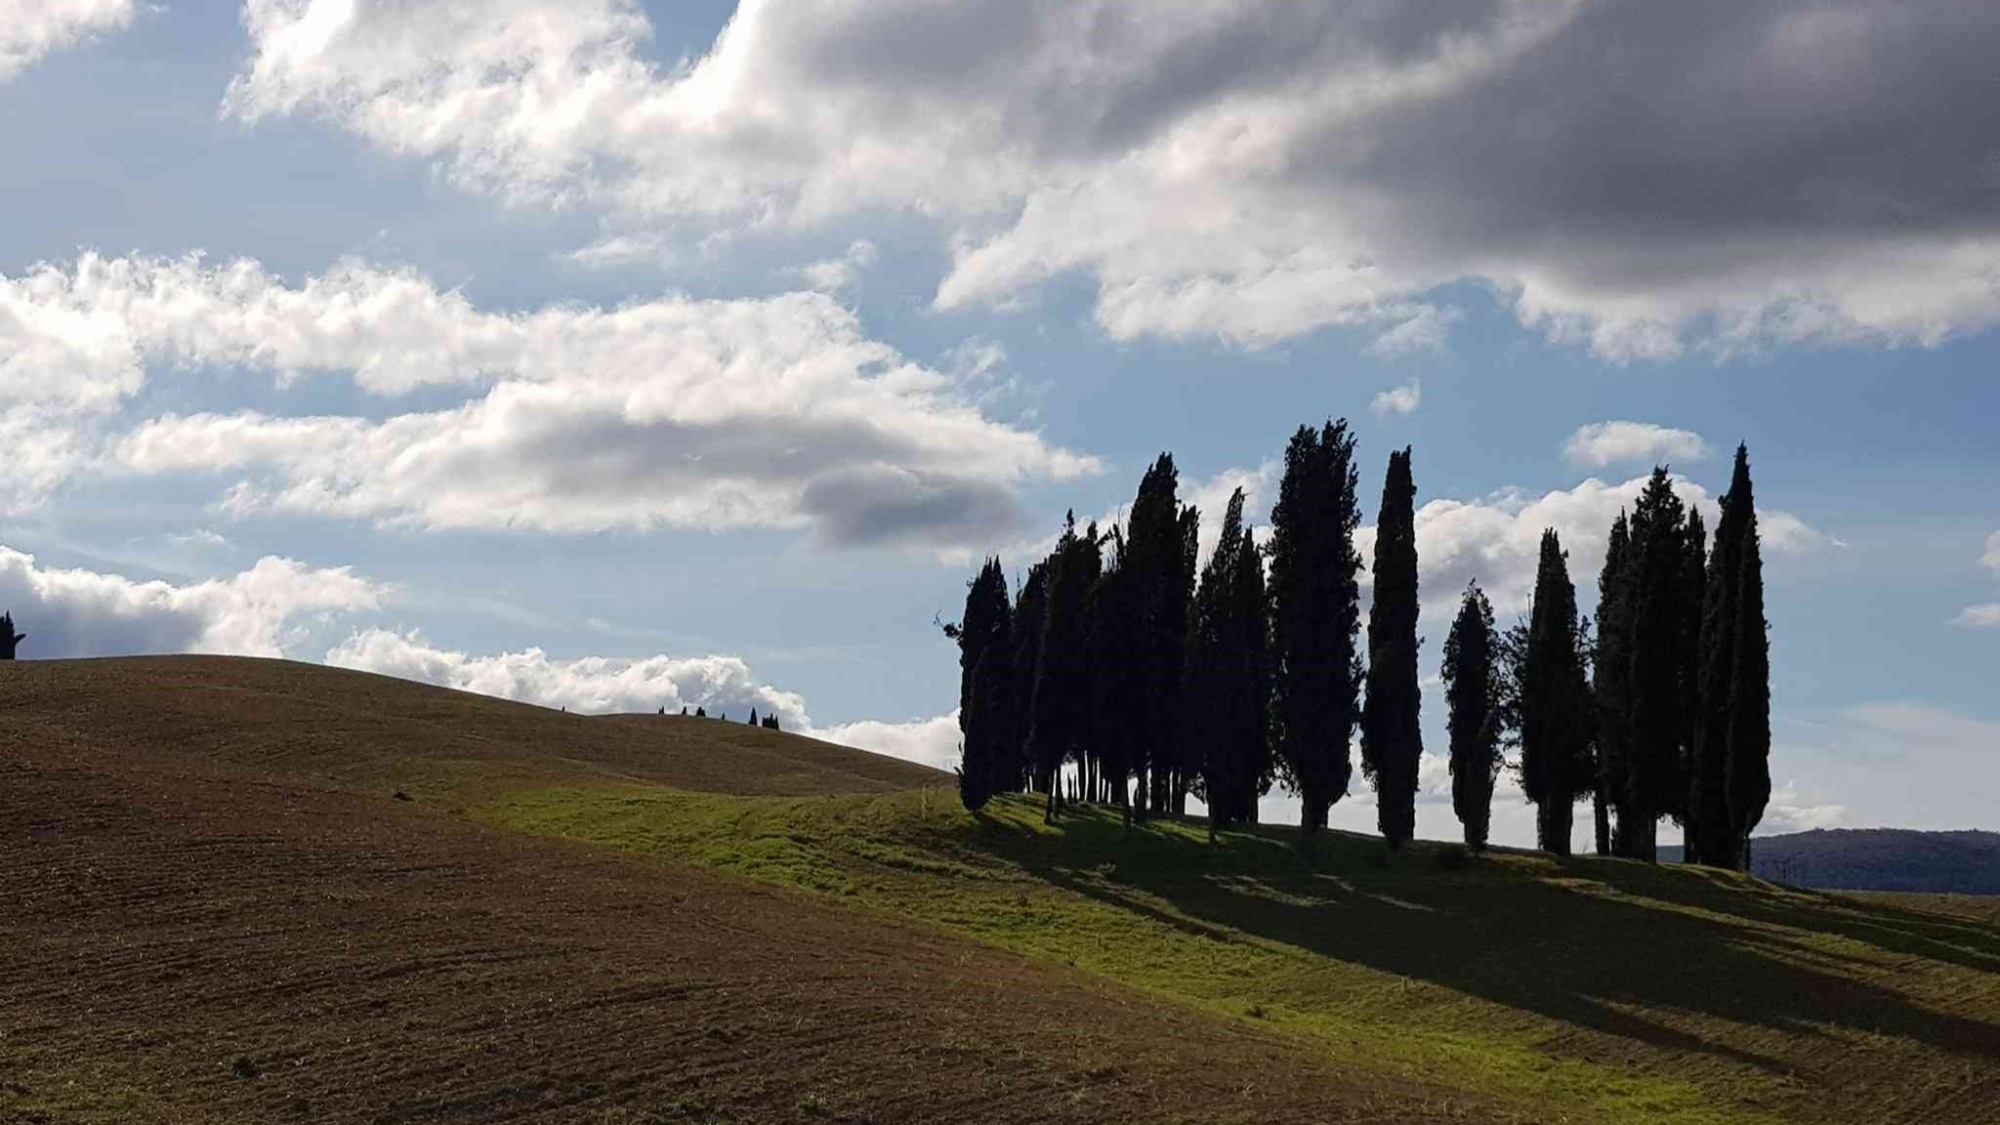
1442 582 1499 852
1362 448 1422 849
1720 446 1771 869
1090 527 1143 818
1006 563 1049 795
1594 513 1634 854
950 558 1013 811
1269 420 1363 842
1190 489 1271 832
1519 530 1589 855
1623 469 1691 862
1027 514 1101 822
1124 455 1199 816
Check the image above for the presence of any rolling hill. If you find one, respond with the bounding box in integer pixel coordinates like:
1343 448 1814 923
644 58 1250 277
3 656 1996 1125
1661 829 2000 895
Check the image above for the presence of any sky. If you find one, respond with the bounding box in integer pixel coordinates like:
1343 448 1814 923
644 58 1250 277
1 0 1995 849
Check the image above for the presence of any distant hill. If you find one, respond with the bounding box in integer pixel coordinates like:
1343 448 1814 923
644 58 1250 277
1660 829 2000 894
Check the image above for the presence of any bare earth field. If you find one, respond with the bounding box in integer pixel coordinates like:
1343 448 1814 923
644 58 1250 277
2 656 1995 1124
0 657 1476 1124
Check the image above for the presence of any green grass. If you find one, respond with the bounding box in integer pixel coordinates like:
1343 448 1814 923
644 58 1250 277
485 786 2000 1125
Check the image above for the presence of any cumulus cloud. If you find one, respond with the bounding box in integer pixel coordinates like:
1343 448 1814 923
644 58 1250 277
1952 530 2000 626
813 712 962 773
797 240 879 295
325 628 811 724
1370 382 1423 417
0 546 382 658
2 253 1095 547
0 0 132 80
1954 604 2000 629
227 0 2000 356
1770 703 1999 831
1562 422 1710 469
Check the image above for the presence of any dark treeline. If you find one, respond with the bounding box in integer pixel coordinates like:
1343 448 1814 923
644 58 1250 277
946 425 1772 870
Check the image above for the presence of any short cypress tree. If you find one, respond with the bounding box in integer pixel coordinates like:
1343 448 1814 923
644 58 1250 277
1442 582 1500 852
0 613 23 660
1362 448 1422 850
1268 421 1363 842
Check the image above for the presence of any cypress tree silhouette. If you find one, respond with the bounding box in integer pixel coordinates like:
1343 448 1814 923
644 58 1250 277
1443 582 1500 852
1269 421 1363 843
1027 513 1101 823
1623 468 1692 862
1520 530 1590 855
1189 489 1270 833
950 557 1014 811
1006 562 1050 795
1362 448 1422 849
1594 512 1634 853
1124 455 1199 815
695 707 707 718
0 613 23 660
749 707 759 726
1089 527 1143 819
1713 445 1771 869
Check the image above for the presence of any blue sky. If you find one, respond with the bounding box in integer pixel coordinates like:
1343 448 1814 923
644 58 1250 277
2 0 1995 847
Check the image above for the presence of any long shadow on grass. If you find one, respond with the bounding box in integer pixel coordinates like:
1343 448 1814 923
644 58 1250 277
956 802 2000 1074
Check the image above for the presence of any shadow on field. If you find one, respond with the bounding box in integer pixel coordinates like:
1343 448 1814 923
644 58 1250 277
961 804 2000 1074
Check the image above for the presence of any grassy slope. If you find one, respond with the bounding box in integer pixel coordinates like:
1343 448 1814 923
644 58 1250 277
488 787 2000 1125
5 657 1996 1124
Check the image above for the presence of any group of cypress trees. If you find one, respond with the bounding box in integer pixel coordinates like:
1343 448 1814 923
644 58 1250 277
946 426 1770 871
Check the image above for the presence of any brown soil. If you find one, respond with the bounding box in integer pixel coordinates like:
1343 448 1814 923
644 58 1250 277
1 657 1488 1124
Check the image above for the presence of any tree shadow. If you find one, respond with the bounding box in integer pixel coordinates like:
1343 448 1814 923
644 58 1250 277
952 806 2000 1083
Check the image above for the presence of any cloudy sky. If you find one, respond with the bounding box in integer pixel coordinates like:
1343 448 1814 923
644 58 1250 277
2 0 1995 847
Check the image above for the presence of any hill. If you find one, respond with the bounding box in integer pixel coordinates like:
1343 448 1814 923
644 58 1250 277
3 656 1996 1125
1661 829 2000 894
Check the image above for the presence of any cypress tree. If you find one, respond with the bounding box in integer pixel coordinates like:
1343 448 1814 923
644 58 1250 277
1006 562 1049 795
0 613 23 659
1089 528 1143 818
1594 513 1634 854
1720 446 1771 869
1442 582 1500 852
1190 489 1271 832
1269 420 1363 842
1623 469 1691 862
950 557 1014 811
1362 448 1422 850
1519 531 1589 854
1124 455 1199 816
1027 514 1101 823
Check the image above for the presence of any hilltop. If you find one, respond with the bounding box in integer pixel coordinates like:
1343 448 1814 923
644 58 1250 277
3 656 1996 1125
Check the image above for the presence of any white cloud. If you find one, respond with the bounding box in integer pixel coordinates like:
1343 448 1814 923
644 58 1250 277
0 545 382 658
325 628 810 725
1955 604 2000 629
1 253 1096 547
225 0 2000 357
1368 308 1460 358
1370 382 1423 417
1984 530 2000 576
0 0 132 80
814 712 962 774
796 240 879 295
1562 421 1710 469
1769 703 2000 832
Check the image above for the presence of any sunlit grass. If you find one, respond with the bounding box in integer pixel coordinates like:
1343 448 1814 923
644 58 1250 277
478 785 2000 1125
